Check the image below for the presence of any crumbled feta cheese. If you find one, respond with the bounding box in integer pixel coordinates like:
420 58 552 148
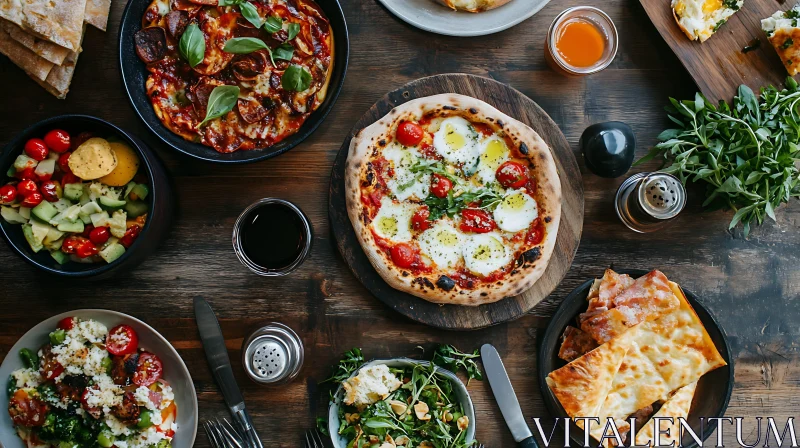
159 384 174 409
121 426 170 448
11 368 42 389
84 374 123 410
106 415 133 436
343 364 403 408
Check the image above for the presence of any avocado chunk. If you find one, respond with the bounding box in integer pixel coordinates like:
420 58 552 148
99 243 125 264
32 201 58 223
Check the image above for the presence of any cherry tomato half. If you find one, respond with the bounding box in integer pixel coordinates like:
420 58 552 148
61 236 86 254
495 161 529 189
16 179 38 197
0 185 17 204
57 153 72 175
133 352 163 387
57 317 76 330
89 227 111 245
21 193 43 208
430 174 452 199
390 243 417 270
80 386 103 420
40 181 62 203
396 121 424 147
120 225 142 249
44 129 71 153
76 241 99 259
15 167 37 181
526 218 545 246
24 138 49 162
411 207 432 232
40 345 64 381
459 209 497 234
8 390 49 427
106 325 139 356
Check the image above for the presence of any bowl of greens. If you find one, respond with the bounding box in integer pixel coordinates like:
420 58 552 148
328 358 477 448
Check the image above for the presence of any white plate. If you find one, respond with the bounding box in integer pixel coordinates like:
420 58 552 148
0 310 198 448
376 0 550 36
328 358 476 447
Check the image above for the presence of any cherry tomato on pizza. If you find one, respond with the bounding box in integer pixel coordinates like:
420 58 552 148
390 243 418 270
411 207 432 232
396 121 425 147
495 161 529 189
459 209 497 233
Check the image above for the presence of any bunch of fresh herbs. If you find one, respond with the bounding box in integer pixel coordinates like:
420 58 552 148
322 348 365 384
431 345 483 385
636 78 800 235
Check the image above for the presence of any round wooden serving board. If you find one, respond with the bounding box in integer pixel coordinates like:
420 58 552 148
328 74 583 330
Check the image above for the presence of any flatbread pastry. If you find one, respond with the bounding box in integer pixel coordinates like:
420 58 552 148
435 0 513 12
634 382 698 446
762 4 800 75
0 18 70 65
345 94 561 306
0 0 86 51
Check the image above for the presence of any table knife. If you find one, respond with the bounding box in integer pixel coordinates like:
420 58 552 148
194 297 263 448
481 344 540 448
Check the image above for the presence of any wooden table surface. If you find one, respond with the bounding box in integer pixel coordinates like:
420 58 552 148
1 0 799 447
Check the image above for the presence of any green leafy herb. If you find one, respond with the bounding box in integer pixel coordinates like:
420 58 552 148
287 22 300 40
272 43 294 61
198 85 240 127
722 0 739 10
315 417 328 436
239 2 263 28
264 15 282 33
423 185 503 221
281 65 312 91
179 23 205 68
785 7 800 19
636 79 800 236
218 0 243 5
782 38 794 50
431 345 483 385
713 19 726 32
321 348 364 384
222 37 268 54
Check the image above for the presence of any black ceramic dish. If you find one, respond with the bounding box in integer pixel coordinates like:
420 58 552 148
118 0 349 164
538 269 733 448
0 115 175 278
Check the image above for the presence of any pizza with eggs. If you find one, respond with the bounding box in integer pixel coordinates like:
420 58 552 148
671 0 743 42
134 0 333 153
434 0 513 13
345 94 561 306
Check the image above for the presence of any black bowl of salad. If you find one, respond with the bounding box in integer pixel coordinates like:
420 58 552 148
0 115 174 278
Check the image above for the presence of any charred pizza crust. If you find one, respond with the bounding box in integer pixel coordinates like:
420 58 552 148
345 94 562 306
435 0 513 13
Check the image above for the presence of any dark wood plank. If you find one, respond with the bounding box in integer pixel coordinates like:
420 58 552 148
641 0 794 103
329 73 583 330
0 0 797 446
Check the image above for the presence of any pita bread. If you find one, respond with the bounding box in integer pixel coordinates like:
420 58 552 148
37 42 81 98
0 0 86 52
0 28 53 80
1 19 69 64
546 330 634 419
634 382 698 446
84 0 111 31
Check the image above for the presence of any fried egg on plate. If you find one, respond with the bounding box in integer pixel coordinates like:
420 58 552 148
371 197 416 243
418 222 464 269
493 190 538 233
463 232 511 277
383 144 430 201
433 117 480 168
671 0 744 42
474 136 509 185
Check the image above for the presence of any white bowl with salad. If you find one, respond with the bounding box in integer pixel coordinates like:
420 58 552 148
0 310 198 448
328 358 476 448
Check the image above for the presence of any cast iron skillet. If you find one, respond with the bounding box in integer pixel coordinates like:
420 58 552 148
0 115 175 279
118 0 349 164
538 269 733 448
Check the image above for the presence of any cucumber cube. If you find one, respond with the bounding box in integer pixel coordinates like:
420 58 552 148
80 201 103 216
99 243 126 264
30 220 52 245
18 207 31 220
63 183 84 201
124 201 148 218
50 250 69 265
91 211 111 228
123 182 136 199
34 159 55 179
57 219 85 234
6 166 15 178
99 196 126 211
53 199 72 212
14 154 37 171
45 236 64 252
79 214 92 225
130 184 149 201
22 224 43 253
32 201 58 223
43 228 65 246
1 206 27 225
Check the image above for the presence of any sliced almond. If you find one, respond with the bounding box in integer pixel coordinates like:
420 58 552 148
414 402 431 421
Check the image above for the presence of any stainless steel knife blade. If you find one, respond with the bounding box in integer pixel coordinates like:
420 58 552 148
481 344 535 444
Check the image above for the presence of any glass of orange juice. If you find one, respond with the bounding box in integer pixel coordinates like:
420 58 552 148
545 6 618 77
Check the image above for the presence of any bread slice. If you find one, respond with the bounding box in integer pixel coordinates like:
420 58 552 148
634 382 698 446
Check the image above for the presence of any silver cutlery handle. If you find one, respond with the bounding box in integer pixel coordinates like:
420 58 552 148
233 408 263 448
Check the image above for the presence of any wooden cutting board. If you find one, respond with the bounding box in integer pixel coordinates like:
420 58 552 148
641 0 794 103
328 74 584 330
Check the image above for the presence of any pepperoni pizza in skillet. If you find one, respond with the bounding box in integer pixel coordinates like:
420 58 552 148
345 94 562 306
134 0 334 153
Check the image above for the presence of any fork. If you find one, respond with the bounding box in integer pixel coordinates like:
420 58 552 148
204 418 245 448
304 429 327 448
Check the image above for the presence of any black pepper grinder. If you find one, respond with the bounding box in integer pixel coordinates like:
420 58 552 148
580 121 636 178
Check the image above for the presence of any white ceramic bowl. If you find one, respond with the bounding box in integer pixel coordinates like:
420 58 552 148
0 310 198 448
328 358 476 447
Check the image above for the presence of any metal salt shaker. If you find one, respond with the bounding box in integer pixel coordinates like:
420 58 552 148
614 172 686 233
242 323 304 385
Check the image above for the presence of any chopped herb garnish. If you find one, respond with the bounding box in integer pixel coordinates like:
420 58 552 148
782 38 794 49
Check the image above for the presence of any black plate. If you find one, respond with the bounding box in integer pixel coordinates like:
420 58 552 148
118 0 349 164
537 269 733 448
0 115 175 278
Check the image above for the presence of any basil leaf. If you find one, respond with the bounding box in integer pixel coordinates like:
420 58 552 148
218 0 242 5
264 16 282 33
198 85 240 127
179 23 205 68
239 2 263 28
287 22 300 40
223 37 268 54
273 43 294 61
281 65 311 91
